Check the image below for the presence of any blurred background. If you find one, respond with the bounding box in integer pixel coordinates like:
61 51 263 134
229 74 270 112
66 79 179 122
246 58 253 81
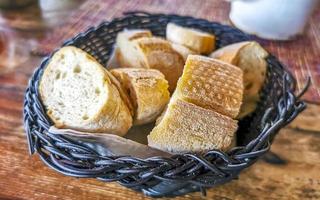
0 0 319 199
0 0 318 103
0 0 82 73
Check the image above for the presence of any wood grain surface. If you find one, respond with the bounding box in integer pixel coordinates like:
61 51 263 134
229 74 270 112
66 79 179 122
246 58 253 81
0 0 319 199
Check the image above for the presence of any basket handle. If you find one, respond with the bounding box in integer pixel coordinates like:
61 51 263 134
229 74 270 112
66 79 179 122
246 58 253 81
295 76 311 100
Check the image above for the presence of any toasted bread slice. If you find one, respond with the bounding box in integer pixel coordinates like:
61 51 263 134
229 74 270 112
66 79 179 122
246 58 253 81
166 23 216 54
148 99 237 153
39 46 132 136
116 36 185 92
170 42 197 61
210 41 268 118
111 68 170 125
174 55 243 118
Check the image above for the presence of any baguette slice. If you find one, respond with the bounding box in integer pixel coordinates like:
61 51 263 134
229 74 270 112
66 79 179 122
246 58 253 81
166 23 216 54
116 36 185 92
174 55 243 119
148 99 237 153
39 46 132 136
170 43 197 61
210 41 268 118
116 29 153 68
111 68 170 125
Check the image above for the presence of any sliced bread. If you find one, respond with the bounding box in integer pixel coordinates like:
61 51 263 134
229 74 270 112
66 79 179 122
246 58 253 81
148 99 237 153
116 29 153 68
111 68 170 125
39 46 132 136
166 23 216 54
116 35 185 92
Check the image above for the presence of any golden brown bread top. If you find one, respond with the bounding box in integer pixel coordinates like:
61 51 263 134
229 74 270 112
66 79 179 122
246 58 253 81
210 41 268 96
174 55 244 118
210 41 268 118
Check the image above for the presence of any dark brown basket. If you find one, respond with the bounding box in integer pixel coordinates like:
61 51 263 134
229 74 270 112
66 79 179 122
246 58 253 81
23 12 308 197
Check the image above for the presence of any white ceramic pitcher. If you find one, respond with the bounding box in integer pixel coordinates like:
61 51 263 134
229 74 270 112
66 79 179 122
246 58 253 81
229 0 319 40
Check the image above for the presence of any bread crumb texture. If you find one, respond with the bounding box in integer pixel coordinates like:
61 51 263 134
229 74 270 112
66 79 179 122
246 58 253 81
148 99 237 153
39 46 132 136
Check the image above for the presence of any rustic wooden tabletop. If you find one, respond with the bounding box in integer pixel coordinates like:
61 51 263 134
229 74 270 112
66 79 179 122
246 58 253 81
0 1 319 199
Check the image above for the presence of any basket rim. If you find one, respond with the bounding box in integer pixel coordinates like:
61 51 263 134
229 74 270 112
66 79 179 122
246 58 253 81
23 11 309 197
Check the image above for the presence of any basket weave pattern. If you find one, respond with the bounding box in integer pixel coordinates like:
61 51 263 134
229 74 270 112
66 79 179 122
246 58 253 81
23 12 307 197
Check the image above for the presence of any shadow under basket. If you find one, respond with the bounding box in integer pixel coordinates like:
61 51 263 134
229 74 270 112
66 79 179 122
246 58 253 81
23 12 309 198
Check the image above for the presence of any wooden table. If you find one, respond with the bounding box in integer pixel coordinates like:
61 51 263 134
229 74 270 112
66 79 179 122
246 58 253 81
0 1 319 199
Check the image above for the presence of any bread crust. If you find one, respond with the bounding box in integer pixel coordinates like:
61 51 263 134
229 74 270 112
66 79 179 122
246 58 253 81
111 68 170 125
166 23 216 54
134 37 185 92
174 55 244 118
116 34 185 92
104 69 134 116
116 29 153 68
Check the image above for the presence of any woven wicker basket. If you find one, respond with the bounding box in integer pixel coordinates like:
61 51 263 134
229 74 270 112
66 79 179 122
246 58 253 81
23 12 308 197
